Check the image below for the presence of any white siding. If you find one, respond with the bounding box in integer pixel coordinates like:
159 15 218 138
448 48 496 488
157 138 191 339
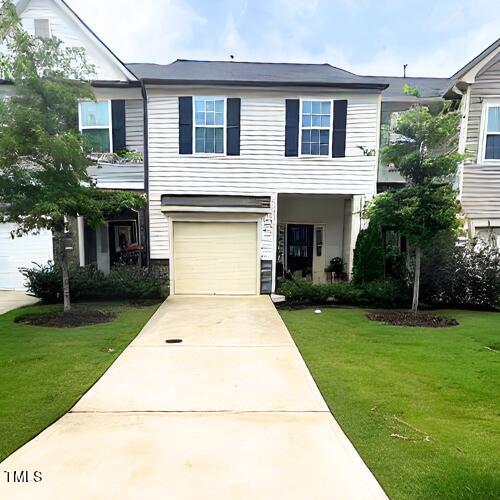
125 100 144 152
20 0 128 81
461 55 500 224
147 87 380 259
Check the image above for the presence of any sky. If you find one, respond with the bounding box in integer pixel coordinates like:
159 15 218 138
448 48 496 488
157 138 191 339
66 0 500 77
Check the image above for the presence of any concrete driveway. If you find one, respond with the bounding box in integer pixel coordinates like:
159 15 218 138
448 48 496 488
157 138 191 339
0 296 387 499
0 290 39 315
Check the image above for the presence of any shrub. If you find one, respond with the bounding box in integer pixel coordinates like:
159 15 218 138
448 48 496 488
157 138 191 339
420 238 500 309
352 224 385 284
277 278 410 308
20 262 62 303
21 263 169 303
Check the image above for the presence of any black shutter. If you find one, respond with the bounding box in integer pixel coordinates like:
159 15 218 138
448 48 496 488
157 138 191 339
226 98 241 156
111 100 126 152
179 96 193 154
332 100 348 158
285 99 299 157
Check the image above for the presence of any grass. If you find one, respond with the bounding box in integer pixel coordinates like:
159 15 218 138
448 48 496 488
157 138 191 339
0 301 159 461
279 307 500 500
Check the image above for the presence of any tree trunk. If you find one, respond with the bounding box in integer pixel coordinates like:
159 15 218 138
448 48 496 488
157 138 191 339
412 245 421 313
56 232 71 312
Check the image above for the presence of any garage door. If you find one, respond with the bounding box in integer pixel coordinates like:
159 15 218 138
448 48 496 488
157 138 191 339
173 222 258 295
0 223 53 290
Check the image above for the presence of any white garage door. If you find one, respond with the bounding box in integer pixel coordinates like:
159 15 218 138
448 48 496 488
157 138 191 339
173 222 258 295
0 223 53 290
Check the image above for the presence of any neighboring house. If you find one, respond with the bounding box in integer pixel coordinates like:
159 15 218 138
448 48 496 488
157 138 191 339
0 0 146 289
446 38 500 248
129 60 388 294
370 76 452 192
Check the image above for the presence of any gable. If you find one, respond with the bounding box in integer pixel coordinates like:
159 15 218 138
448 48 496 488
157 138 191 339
17 0 134 82
477 51 500 81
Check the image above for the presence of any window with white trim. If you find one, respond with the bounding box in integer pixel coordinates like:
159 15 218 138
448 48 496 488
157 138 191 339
301 100 331 155
484 105 500 160
34 18 50 39
79 101 112 153
194 97 225 154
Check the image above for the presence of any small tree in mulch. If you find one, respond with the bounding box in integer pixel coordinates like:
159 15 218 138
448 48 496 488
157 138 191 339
0 1 145 312
365 102 463 313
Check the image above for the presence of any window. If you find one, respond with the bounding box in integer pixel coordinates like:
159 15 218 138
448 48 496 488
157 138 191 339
194 97 225 154
34 19 50 39
79 101 112 153
301 100 331 155
484 105 500 160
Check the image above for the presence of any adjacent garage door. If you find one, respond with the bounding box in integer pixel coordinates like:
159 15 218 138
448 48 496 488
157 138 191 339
0 223 53 290
173 222 258 295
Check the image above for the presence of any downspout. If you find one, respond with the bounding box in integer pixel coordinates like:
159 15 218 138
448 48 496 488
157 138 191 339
140 79 150 265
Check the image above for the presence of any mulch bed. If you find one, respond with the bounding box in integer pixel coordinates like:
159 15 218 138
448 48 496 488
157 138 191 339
15 307 116 328
366 310 459 328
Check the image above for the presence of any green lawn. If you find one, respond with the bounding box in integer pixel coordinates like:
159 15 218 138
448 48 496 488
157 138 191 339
280 307 500 500
0 302 159 461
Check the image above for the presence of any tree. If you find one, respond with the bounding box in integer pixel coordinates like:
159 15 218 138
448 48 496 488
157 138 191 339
365 103 463 312
0 1 145 311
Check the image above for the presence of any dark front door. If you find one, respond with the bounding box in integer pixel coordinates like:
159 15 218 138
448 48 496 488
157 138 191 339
108 221 137 265
286 224 314 278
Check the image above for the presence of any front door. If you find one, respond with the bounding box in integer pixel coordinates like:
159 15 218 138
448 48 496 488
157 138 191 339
286 224 314 279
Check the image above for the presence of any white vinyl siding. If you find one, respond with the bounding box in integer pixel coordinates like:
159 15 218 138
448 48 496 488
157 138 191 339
125 99 144 152
147 87 379 260
461 53 500 223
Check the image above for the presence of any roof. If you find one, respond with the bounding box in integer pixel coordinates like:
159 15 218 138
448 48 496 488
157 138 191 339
362 76 452 100
450 37 500 81
126 60 389 90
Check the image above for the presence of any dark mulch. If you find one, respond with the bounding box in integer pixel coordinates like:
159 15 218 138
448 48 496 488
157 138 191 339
15 307 117 328
366 310 459 328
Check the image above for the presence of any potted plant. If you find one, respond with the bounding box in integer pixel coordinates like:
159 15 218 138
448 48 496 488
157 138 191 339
325 257 345 282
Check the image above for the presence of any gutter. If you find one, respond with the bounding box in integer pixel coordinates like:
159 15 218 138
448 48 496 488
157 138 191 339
140 79 151 265
139 78 389 91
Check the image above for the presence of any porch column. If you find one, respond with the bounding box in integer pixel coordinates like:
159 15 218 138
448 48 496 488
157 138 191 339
77 216 85 267
347 195 364 277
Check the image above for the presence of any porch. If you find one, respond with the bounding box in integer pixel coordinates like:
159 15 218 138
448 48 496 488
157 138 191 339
276 194 362 284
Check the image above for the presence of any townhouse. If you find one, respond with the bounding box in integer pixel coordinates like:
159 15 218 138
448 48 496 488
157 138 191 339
0 0 498 293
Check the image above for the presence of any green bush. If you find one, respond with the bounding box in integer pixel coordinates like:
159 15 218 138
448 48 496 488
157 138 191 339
277 278 410 308
352 224 385 284
21 262 169 303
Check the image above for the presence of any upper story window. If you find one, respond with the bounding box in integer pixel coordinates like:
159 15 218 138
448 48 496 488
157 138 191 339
34 18 51 39
79 101 112 153
484 105 500 160
194 97 225 154
300 100 331 156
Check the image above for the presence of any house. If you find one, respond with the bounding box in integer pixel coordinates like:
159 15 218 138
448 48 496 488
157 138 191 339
1 0 498 293
447 38 500 248
371 76 453 192
129 60 388 294
0 0 146 289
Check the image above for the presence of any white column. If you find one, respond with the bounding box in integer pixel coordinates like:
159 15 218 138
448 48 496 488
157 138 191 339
348 195 364 277
77 216 85 267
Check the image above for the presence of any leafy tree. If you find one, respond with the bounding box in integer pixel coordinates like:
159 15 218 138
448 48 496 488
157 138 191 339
365 103 462 312
0 1 145 311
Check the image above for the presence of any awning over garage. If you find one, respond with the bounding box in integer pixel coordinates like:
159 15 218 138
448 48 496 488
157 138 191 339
161 195 270 214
